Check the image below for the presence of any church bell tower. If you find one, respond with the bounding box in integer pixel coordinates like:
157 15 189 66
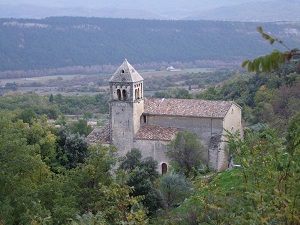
109 59 144 156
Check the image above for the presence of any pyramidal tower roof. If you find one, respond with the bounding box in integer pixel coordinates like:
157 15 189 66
109 59 144 83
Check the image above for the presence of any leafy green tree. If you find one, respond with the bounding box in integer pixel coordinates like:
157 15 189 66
26 117 59 170
70 148 148 225
17 108 38 124
49 94 54 103
63 132 88 169
0 116 52 224
119 149 163 215
174 88 193 99
37 174 79 224
68 119 93 137
119 148 142 172
57 127 89 169
97 180 149 225
167 131 206 177
198 85 222 100
46 106 59 119
159 172 191 208
67 144 117 213
83 111 93 120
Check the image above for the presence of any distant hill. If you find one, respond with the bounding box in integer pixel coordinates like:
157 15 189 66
186 1 300 21
1 0 299 21
0 17 299 71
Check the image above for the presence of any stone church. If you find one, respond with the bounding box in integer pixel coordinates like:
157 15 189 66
87 59 243 173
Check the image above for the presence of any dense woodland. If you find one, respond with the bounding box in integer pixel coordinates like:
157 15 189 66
0 17 300 73
1 18 300 224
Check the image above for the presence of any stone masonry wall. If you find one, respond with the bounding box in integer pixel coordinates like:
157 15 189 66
134 139 170 174
146 115 223 161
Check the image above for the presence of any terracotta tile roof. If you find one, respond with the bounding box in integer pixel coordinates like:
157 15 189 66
144 98 234 118
86 124 110 144
135 125 178 141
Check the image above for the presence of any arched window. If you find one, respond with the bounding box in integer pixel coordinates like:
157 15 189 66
122 89 127 100
135 89 138 100
137 88 140 99
162 163 168 174
117 89 121 100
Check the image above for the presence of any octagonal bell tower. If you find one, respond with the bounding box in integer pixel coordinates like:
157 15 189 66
109 59 144 156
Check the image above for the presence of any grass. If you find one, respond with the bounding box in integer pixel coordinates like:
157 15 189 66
212 168 243 191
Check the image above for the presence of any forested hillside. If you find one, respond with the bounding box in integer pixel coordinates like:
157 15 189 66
1 17 300 72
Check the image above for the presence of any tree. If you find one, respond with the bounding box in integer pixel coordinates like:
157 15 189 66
57 127 89 169
159 172 191 208
68 119 93 137
49 94 54 103
286 112 300 154
197 85 222 100
167 131 206 177
0 116 52 224
119 148 142 172
174 88 193 99
119 149 163 214
63 133 88 169
66 144 117 214
17 108 38 124
96 181 148 224
83 111 93 120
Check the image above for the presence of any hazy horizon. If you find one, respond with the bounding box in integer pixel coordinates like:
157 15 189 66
1 0 299 21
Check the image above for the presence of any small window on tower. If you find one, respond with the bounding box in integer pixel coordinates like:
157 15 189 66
122 90 127 100
117 89 121 100
121 69 125 73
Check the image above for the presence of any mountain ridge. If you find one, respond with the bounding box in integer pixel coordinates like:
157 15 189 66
1 1 299 21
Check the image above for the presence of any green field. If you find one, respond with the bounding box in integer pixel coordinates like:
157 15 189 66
0 74 77 85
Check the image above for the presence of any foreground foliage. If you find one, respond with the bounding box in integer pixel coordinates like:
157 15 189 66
157 125 300 224
0 111 149 224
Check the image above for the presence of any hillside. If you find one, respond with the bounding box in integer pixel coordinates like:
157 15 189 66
0 17 300 72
